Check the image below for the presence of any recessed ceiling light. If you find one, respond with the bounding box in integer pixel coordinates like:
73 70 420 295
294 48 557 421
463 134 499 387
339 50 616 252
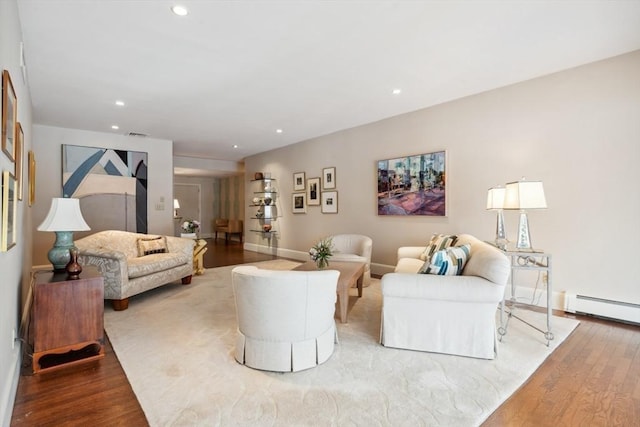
111 125 119 130
392 88 402 95
233 144 238 148
115 100 125 106
276 129 283 134
171 5 188 16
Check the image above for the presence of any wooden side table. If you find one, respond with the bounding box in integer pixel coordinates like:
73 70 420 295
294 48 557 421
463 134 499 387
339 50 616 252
193 238 208 275
31 266 104 373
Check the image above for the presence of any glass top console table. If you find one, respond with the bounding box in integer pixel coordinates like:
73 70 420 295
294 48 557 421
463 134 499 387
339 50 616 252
498 249 554 346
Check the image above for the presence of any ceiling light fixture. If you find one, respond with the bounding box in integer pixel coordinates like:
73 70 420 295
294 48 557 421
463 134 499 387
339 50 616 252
171 5 188 16
111 125 119 130
115 100 125 106
392 88 402 95
276 129 283 134
233 144 238 148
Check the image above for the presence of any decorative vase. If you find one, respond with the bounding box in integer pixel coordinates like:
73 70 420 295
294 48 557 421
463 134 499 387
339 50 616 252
181 233 197 239
66 248 82 280
262 224 272 232
316 258 329 269
254 172 264 180
264 197 272 206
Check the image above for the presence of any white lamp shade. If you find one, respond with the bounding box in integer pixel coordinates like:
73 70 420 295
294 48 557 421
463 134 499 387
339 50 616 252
37 198 91 232
486 187 505 210
503 180 547 210
174 199 180 209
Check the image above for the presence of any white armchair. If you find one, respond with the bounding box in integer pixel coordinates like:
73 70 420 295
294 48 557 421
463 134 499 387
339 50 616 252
328 234 373 286
231 266 340 372
380 234 510 359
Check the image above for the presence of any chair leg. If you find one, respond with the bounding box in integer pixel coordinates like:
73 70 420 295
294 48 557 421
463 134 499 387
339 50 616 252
112 298 129 311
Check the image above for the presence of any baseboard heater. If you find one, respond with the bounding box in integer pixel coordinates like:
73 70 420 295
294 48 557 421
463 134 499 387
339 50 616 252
565 294 640 325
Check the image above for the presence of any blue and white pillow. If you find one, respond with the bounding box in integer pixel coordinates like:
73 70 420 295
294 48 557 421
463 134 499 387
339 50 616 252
419 244 470 276
419 234 459 261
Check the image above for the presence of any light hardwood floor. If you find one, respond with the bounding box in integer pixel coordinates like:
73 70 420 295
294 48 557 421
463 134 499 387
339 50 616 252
10 238 639 426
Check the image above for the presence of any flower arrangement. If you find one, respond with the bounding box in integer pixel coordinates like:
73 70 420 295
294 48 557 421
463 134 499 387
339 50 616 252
309 237 333 269
181 219 201 234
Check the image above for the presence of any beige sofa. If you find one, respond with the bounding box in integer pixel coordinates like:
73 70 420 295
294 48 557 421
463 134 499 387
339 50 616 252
76 230 195 310
380 234 510 359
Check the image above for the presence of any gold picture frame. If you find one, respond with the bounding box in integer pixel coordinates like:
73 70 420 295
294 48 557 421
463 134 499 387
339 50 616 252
15 122 23 200
2 170 17 251
2 70 17 162
28 150 35 207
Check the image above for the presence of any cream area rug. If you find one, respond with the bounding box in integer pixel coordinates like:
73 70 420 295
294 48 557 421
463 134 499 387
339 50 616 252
104 260 579 427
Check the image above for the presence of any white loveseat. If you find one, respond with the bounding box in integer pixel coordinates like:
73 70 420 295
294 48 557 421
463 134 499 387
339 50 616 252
232 266 340 372
76 230 195 310
380 234 510 359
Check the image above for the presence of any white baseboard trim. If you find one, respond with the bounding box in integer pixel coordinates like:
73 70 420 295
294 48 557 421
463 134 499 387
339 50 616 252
565 294 640 324
1 344 21 427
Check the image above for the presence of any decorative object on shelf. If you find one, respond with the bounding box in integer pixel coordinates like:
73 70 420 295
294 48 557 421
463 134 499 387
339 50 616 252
262 224 272 232
321 191 338 214
66 247 82 280
293 171 305 191
1 170 18 251
173 199 180 217
292 193 306 214
486 186 507 249
254 172 264 180
377 151 446 216
264 196 272 206
37 197 91 271
181 219 200 234
322 167 336 190
307 177 320 206
503 178 547 250
309 237 333 269
252 197 261 205
2 70 17 162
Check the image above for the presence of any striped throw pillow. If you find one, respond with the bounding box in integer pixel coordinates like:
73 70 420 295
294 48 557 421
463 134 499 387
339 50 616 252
419 244 470 276
419 234 459 261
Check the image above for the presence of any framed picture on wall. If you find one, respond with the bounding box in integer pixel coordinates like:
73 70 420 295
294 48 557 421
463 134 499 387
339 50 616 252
322 167 336 189
28 150 35 207
307 177 320 206
292 193 306 214
1 170 17 251
321 191 338 214
2 70 17 163
15 123 23 200
293 172 305 191
377 150 447 216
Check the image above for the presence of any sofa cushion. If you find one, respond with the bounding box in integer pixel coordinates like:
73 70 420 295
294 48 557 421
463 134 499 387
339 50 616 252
137 236 168 257
128 253 189 279
419 234 458 261
419 244 470 276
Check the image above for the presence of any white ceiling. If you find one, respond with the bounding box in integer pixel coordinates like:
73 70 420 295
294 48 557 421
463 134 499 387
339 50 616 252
17 0 640 166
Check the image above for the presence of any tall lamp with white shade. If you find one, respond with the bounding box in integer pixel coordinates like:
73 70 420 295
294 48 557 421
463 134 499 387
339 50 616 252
503 178 547 250
173 199 180 217
38 198 90 272
486 186 507 249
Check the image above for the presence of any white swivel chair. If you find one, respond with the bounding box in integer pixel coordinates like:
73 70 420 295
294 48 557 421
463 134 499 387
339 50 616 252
232 266 340 372
328 234 373 286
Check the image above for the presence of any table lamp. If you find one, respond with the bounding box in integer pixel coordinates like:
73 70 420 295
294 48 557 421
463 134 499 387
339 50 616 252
503 178 547 250
486 186 507 249
38 197 90 271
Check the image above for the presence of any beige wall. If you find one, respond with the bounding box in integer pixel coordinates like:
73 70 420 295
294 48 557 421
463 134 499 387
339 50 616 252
0 0 33 421
31 125 175 266
245 50 640 307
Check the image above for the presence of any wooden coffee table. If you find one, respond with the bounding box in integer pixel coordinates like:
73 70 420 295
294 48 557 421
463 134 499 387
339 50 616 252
293 261 365 323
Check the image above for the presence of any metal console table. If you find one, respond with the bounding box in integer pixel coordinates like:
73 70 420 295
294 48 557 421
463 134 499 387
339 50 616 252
498 249 554 346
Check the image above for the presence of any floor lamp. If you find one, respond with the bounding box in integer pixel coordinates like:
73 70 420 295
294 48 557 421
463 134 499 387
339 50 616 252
503 179 547 250
486 186 507 249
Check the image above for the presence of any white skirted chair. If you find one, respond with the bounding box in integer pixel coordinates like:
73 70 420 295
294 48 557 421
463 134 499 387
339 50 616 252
231 266 340 372
380 234 510 359
328 234 373 286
